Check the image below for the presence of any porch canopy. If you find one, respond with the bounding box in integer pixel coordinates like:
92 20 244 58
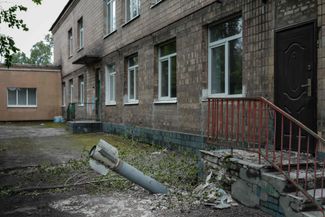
72 55 101 65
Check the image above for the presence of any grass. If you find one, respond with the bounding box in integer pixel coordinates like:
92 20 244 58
0 131 199 196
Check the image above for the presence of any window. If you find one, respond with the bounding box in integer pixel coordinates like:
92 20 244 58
78 18 84 49
68 29 73 57
158 41 177 101
105 0 116 34
7 88 37 107
62 82 66 106
127 55 138 103
105 64 116 105
126 0 139 22
69 79 73 103
208 17 243 96
78 75 84 105
151 0 163 6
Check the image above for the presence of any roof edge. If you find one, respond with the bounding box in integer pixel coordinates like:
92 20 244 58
0 64 61 71
49 0 76 32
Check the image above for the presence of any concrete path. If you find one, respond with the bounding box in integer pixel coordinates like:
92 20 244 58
0 123 83 170
0 124 67 139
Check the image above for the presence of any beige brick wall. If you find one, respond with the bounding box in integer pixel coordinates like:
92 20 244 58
0 66 61 121
54 0 325 139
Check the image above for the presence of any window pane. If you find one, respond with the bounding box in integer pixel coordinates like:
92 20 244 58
160 41 176 57
129 69 135 99
135 67 138 100
80 30 83 48
109 74 115 101
211 45 225 94
128 55 138 67
131 0 138 18
28 88 36 105
170 56 177 98
160 60 169 97
8 89 16 105
107 2 111 33
112 0 116 30
18 88 27 105
229 38 243 94
108 64 115 72
210 17 242 42
126 0 131 21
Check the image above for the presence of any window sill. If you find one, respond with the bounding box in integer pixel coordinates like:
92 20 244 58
202 94 244 102
103 30 117 39
153 99 177 104
105 102 117 106
77 47 84 53
122 15 140 28
124 100 139 105
7 105 37 108
150 0 164 8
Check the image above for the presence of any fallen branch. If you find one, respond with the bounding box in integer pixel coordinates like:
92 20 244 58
11 178 126 194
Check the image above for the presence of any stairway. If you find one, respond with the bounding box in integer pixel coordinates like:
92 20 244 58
205 97 325 216
201 149 325 216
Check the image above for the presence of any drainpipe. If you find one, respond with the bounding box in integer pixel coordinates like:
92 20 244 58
89 139 168 194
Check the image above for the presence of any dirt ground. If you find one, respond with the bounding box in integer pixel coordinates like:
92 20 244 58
0 122 269 217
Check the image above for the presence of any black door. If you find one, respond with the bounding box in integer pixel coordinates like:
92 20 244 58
275 22 317 153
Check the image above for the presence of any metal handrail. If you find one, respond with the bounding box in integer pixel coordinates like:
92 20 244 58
259 97 325 144
206 97 325 215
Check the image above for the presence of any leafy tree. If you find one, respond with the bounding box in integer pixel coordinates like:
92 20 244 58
29 34 53 65
11 51 29 64
11 34 53 65
0 0 42 67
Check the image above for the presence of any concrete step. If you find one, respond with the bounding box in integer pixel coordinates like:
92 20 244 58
301 210 324 217
262 169 325 193
286 189 325 212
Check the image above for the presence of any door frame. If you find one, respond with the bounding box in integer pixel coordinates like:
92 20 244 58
95 68 101 121
274 20 318 132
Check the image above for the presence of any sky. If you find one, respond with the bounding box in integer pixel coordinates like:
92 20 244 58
0 0 68 56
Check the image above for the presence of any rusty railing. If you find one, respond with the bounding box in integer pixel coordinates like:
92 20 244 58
207 97 325 214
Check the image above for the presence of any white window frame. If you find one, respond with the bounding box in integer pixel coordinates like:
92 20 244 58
208 26 242 97
68 29 73 57
62 83 66 106
69 81 74 103
158 47 177 101
151 0 163 6
127 57 138 103
7 88 37 108
79 78 84 106
125 0 140 22
78 18 84 49
105 64 116 105
106 0 116 34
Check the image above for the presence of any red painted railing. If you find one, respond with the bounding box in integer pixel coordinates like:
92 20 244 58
207 97 325 214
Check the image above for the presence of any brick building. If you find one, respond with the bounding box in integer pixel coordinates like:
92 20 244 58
51 0 325 151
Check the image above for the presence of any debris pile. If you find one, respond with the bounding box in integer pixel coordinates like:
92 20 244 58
146 171 238 212
193 172 238 209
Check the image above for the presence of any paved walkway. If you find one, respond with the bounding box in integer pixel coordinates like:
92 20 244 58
0 125 67 139
0 123 82 170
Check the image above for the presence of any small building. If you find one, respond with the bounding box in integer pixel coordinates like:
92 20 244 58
0 64 62 121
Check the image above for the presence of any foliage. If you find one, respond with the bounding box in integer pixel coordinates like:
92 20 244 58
0 0 42 67
11 51 29 64
10 34 53 65
29 34 53 65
